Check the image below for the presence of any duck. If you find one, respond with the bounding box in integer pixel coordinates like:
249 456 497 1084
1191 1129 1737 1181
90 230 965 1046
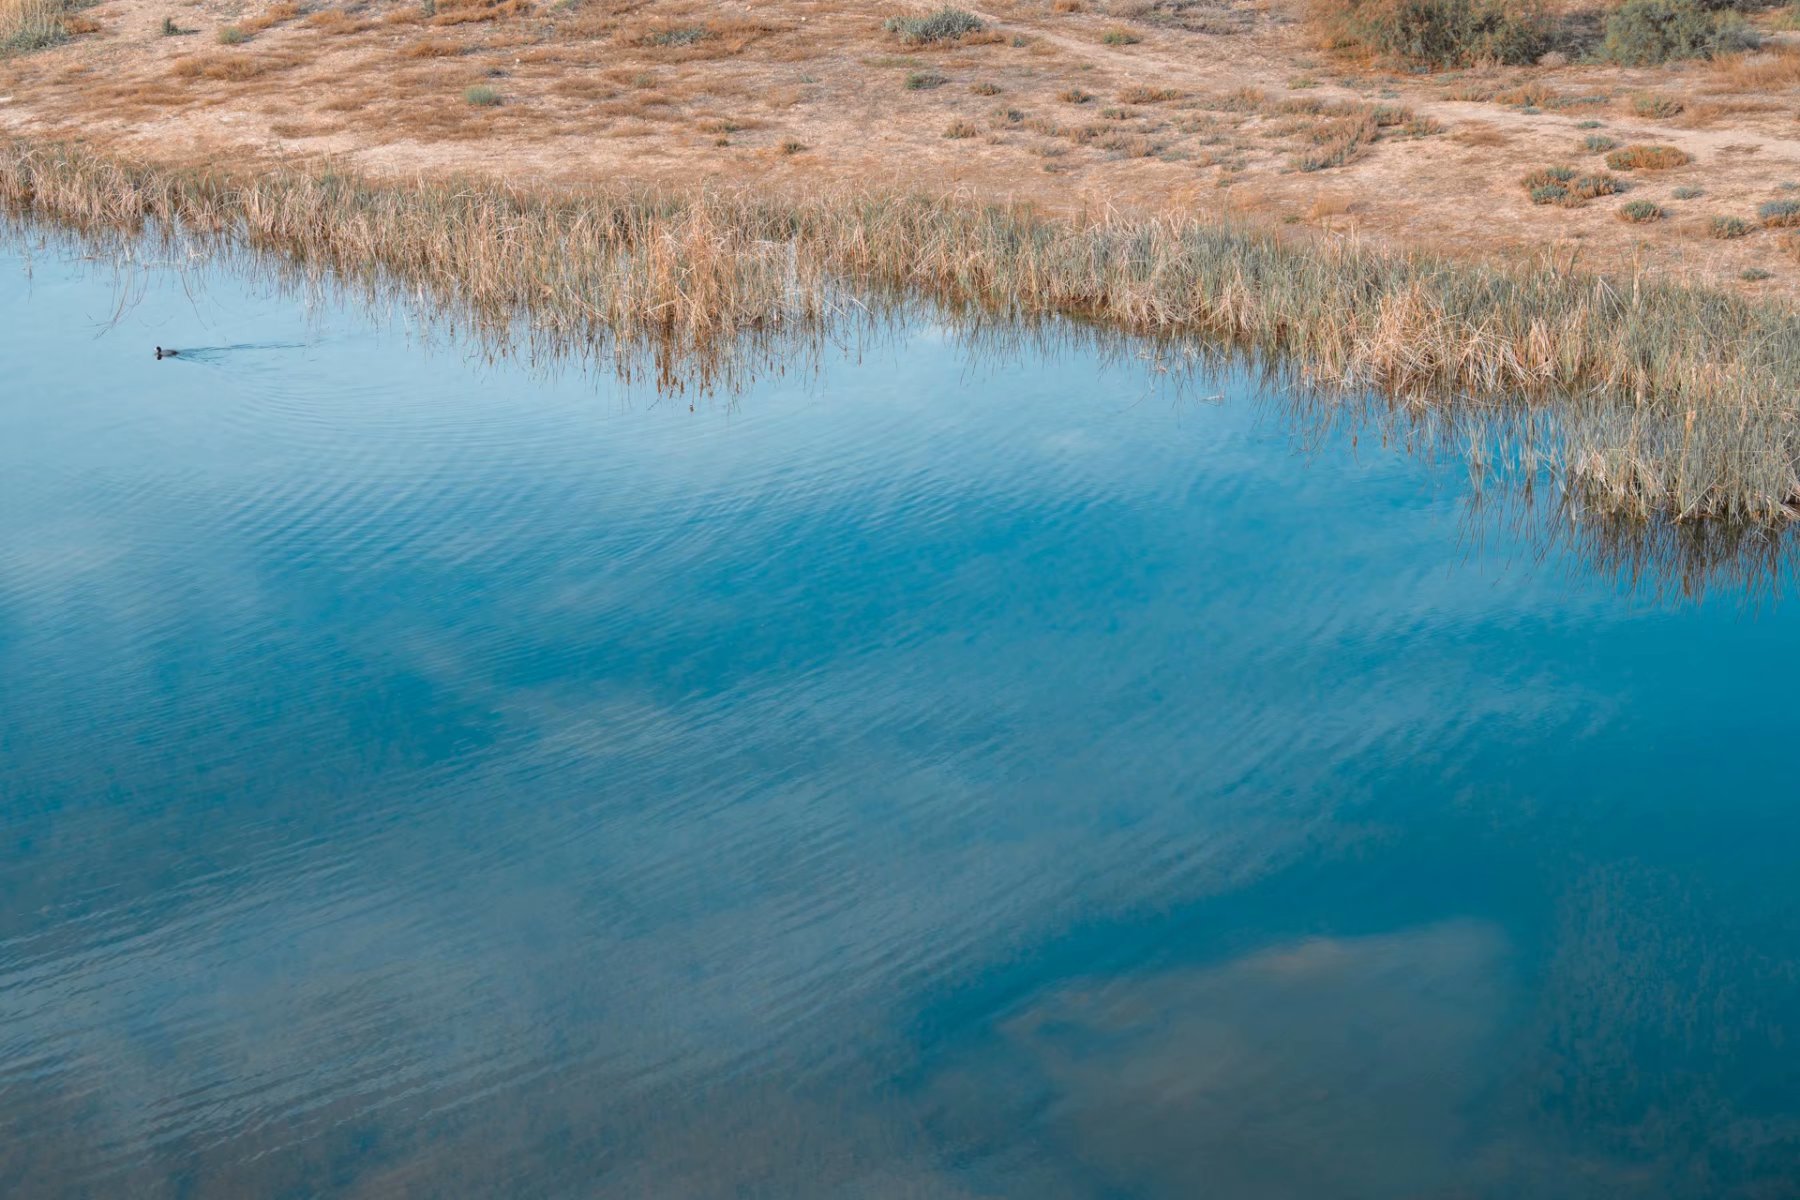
154 346 178 359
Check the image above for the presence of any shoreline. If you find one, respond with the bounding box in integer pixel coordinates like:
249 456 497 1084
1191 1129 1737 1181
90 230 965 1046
3 135 1798 521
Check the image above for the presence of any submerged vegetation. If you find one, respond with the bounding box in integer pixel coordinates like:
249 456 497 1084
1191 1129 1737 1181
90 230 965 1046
3 138 1798 523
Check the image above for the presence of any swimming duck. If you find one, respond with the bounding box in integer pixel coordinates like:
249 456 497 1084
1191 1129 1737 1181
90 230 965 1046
154 346 178 359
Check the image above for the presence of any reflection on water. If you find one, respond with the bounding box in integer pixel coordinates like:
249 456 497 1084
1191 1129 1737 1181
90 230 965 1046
3 223 1800 1198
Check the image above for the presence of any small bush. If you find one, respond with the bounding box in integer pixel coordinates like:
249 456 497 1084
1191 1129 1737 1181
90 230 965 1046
1521 164 1577 188
1605 144 1691 170
1576 119 1603 129
884 7 985 44
1531 183 1571 204
160 15 182 34
1570 172 1626 199
944 118 978 138
1059 87 1094 103
971 80 1001 95
1757 198 1800 226
464 85 501 105
1308 0 1550 67
1741 266 1772 281
1584 133 1618 152
905 71 947 89
1709 215 1751 238
217 24 248 43
1619 199 1664 222
1631 92 1683 118
1101 26 1140 44
779 137 807 154
1672 185 1703 199
1604 0 1756 65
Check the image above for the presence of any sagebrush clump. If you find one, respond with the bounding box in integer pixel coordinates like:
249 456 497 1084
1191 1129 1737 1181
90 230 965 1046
1758 199 1800 227
1308 0 1549 66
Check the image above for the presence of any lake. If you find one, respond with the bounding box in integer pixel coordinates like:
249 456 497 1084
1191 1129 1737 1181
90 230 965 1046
3 221 1799 1198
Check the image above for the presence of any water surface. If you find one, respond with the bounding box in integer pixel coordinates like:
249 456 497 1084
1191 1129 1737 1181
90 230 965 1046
3 226 1800 1198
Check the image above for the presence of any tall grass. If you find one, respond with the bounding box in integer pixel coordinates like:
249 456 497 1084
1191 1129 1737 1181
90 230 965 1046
1 0 70 53
3 138 1798 521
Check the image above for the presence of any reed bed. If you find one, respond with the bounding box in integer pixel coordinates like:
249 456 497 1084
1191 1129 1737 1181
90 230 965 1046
3 138 1798 522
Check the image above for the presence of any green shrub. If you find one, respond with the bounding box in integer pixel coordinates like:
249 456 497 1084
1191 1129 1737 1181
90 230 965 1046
1101 26 1140 43
1583 133 1618 152
1741 266 1773 281
1531 183 1571 205
159 15 182 35
1619 199 1664 222
905 70 948 89
1603 0 1757 65
1672 185 1704 199
884 7 985 44
217 24 247 43
464 85 501 105
1308 0 1550 67
1709 215 1752 239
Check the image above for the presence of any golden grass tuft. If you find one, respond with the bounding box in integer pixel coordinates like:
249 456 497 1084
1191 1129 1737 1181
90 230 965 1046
171 53 296 81
430 0 529 27
305 9 375 34
240 2 305 34
1606 144 1692 171
403 38 465 57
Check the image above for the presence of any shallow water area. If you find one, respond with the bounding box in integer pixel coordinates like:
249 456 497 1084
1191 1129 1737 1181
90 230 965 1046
3 224 1800 1198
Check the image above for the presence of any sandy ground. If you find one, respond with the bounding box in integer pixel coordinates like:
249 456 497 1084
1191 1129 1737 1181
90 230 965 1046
8 0 1800 291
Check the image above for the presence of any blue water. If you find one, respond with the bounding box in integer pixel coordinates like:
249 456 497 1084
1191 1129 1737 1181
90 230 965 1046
3 226 1799 1198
